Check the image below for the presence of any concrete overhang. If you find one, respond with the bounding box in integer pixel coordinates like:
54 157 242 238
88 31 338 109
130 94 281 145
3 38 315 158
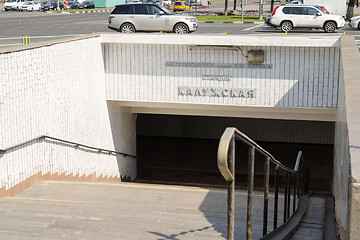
108 100 336 122
100 33 341 48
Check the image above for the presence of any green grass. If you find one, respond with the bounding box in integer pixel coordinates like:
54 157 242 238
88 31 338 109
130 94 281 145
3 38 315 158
194 15 267 22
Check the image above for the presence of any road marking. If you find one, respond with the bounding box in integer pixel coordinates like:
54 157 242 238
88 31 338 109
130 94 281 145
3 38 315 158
243 24 264 31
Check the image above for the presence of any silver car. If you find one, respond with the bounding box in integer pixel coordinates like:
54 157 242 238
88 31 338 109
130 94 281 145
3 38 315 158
108 3 198 34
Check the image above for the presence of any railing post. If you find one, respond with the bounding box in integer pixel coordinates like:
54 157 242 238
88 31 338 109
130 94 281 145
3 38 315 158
287 172 291 219
297 168 301 196
227 135 235 240
263 157 270 236
246 146 255 240
304 167 310 193
293 173 297 213
273 166 279 230
284 171 288 223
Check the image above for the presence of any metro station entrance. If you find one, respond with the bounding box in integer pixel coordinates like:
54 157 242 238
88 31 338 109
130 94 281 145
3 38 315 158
135 114 334 191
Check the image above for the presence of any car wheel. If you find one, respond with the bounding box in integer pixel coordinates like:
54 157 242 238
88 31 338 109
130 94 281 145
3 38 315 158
358 22 360 30
120 23 135 33
324 21 336 33
280 21 292 33
174 23 189 34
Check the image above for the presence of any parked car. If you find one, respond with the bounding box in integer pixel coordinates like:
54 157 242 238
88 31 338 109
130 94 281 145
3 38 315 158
4 0 27 11
66 1 80 9
40 1 48 9
349 15 360 30
265 4 329 25
108 3 198 33
289 0 303 4
41 1 64 10
146 0 161 5
268 4 345 33
173 1 189 12
20 1 41 11
80 0 94 8
162 0 171 7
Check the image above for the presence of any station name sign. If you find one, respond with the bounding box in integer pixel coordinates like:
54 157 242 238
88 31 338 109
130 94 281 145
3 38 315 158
202 75 231 81
178 87 255 98
166 62 272 69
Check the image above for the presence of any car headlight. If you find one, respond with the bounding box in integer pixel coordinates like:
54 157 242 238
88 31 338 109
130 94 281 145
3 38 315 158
185 18 196 22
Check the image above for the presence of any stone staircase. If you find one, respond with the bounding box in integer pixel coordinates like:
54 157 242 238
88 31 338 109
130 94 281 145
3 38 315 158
290 196 338 240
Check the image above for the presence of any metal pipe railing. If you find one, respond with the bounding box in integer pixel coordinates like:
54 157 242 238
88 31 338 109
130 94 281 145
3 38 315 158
0 135 136 159
217 127 308 240
0 34 88 47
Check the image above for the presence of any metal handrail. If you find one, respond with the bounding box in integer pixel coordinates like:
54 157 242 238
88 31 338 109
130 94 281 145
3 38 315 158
217 127 308 240
0 135 136 158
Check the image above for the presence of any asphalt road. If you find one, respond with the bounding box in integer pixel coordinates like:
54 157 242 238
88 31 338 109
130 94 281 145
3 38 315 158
0 10 359 47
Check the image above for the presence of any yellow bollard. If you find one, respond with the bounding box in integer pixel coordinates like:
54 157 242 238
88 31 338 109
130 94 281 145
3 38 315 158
92 32 94 34
225 32 227 34
285 32 287 36
343 32 346 35
160 31 163 34
24 35 28 45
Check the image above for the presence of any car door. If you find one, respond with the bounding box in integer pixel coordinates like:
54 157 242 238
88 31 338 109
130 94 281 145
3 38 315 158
303 7 323 28
145 5 167 31
133 4 151 31
289 6 305 27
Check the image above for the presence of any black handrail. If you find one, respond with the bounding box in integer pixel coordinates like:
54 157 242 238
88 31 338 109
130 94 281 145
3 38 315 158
0 135 136 159
217 127 308 240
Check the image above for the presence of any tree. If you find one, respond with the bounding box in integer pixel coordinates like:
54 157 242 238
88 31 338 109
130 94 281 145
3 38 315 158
347 0 355 20
224 0 228 15
233 0 237 10
270 0 275 13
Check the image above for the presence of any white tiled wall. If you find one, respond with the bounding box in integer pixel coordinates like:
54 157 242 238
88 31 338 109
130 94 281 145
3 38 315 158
0 38 136 190
104 43 340 108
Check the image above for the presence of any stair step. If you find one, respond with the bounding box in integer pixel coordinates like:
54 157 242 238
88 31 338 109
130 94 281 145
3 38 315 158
289 196 325 240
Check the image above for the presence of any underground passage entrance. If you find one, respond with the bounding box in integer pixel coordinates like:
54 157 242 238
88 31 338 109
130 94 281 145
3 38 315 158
135 114 334 192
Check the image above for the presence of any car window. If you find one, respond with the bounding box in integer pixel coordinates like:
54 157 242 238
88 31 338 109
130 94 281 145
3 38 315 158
282 7 291 14
291 7 303 15
147 5 161 15
315 6 329 14
134 4 148 14
305 7 319 15
112 5 133 14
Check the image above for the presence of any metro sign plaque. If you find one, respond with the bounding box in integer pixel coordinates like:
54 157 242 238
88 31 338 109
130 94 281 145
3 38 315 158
178 87 256 98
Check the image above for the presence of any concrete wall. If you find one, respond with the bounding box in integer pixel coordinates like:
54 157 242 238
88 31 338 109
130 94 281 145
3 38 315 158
103 35 341 109
0 36 136 194
334 36 360 240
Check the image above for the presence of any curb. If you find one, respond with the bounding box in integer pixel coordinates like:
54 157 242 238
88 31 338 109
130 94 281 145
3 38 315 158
71 9 112 14
45 9 112 14
202 21 265 24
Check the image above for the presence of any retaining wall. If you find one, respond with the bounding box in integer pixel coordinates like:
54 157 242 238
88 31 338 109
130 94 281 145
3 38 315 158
0 36 136 196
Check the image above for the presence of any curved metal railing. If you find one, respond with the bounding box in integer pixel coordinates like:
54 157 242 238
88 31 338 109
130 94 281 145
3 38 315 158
0 135 136 158
217 127 308 240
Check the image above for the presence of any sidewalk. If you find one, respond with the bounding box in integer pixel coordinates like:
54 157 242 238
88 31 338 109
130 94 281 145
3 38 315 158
0 181 284 240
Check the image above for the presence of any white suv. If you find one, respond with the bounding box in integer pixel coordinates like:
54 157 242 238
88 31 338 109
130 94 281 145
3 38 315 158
108 3 198 34
269 4 345 33
4 0 28 10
